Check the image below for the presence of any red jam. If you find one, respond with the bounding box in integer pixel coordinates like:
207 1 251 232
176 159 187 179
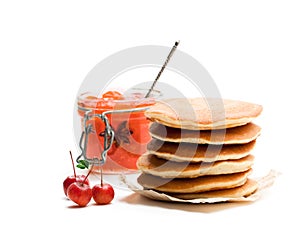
77 90 156 173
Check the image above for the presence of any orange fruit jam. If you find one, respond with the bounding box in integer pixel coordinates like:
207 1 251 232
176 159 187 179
77 90 156 173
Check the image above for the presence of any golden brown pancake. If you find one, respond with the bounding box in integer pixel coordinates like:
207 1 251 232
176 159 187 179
170 179 258 199
149 122 261 145
147 138 256 163
137 154 254 178
145 98 262 130
137 169 251 193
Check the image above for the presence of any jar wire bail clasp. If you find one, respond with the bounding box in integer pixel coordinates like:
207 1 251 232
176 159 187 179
76 106 150 166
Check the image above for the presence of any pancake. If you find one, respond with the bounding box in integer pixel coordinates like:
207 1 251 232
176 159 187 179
149 122 261 145
137 169 251 193
145 98 262 130
137 154 254 178
170 179 258 199
147 138 256 163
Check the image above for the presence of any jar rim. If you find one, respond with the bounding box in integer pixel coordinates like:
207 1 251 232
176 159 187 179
77 88 161 111
78 88 161 102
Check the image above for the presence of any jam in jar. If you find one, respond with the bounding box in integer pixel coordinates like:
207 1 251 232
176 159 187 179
77 89 160 173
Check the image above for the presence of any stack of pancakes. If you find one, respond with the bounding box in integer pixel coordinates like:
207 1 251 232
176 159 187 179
137 98 263 199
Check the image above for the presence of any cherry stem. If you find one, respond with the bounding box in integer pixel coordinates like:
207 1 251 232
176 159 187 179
82 164 94 184
100 168 103 187
69 150 76 178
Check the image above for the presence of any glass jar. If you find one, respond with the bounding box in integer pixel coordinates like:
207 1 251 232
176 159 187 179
77 88 161 173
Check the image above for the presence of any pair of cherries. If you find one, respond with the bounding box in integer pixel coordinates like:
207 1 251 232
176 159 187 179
63 151 114 207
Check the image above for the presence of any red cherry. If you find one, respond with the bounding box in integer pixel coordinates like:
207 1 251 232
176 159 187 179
67 182 92 207
92 183 115 205
63 175 89 196
63 151 90 197
102 91 124 100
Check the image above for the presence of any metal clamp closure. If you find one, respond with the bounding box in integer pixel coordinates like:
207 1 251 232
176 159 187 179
76 106 149 166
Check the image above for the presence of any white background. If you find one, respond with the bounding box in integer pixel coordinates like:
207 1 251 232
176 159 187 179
1 0 299 232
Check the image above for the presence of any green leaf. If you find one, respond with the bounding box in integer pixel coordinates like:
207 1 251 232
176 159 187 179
81 160 89 168
76 164 86 169
77 159 89 169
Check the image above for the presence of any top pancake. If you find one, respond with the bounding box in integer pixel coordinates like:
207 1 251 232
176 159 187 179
145 98 262 130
